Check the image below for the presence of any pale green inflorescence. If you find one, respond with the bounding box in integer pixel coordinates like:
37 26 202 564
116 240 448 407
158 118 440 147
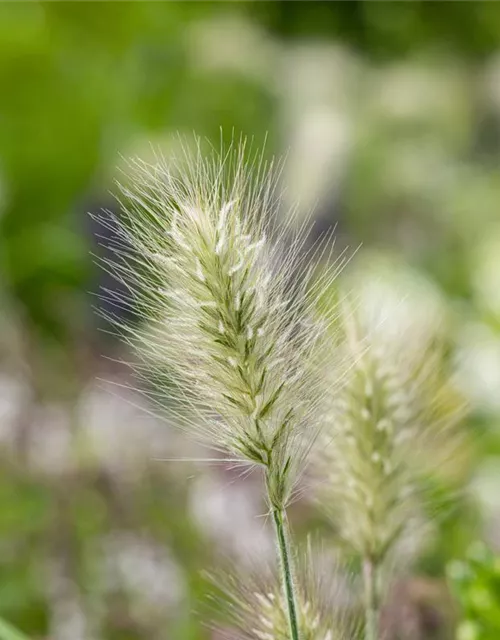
252 590 338 640
212 544 357 640
316 298 463 568
104 139 340 511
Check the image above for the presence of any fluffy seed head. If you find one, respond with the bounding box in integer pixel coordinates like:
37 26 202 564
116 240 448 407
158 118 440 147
100 137 342 509
315 296 465 566
208 543 358 640
249 590 337 640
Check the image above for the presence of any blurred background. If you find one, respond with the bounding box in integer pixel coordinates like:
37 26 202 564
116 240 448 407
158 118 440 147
1 2 500 639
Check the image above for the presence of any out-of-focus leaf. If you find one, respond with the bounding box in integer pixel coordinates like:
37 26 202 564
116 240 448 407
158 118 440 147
0 617 29 640
449 542 500 639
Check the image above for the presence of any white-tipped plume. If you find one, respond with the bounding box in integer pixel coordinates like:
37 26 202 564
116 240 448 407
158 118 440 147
208 542 359 640
98 136 353 640
101 138 341 511
100 138 342 511
100 137 345 640
316 296 464 562
314 294 465 640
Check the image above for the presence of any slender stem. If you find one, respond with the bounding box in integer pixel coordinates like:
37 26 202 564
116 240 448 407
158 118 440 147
363 557 380 640
272 507 300 640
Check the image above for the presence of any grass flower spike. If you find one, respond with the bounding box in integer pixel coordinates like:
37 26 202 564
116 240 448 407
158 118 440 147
209 542 358 640
315 296 464 640
102 137 342 640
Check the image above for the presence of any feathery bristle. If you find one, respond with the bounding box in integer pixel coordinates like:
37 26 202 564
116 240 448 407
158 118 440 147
315 296 465 566
208 542 358 640
99 137 343 509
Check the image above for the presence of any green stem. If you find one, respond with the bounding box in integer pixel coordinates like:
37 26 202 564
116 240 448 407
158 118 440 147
363 557 380 640
272 507 300 640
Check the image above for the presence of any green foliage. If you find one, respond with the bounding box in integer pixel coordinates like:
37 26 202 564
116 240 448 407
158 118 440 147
0 617 29 640
448 543 500 640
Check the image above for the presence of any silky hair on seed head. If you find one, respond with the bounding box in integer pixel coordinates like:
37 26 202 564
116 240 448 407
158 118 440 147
206 540 359 640
98 136 346 511
315 294 465 566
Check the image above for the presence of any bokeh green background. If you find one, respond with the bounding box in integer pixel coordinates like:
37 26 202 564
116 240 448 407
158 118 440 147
1 2 500 639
